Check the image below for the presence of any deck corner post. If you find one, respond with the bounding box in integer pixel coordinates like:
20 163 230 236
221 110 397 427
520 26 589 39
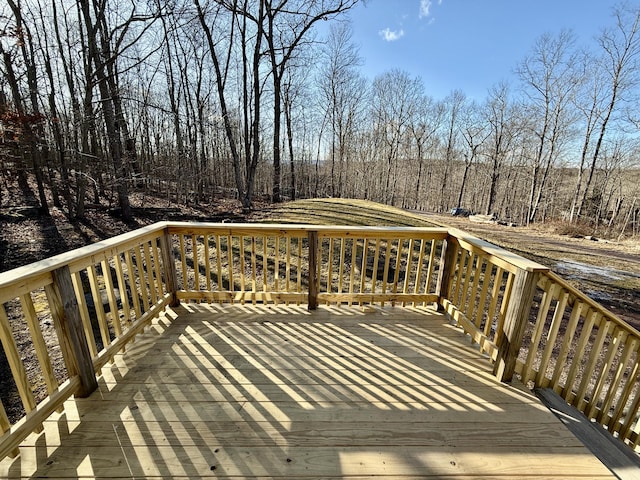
307 230 319 310
493 268 540 383
435 235 458 310
160 230 180 307
49 265 98 398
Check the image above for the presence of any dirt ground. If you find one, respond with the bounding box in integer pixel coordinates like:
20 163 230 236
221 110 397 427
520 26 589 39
419 212 640 329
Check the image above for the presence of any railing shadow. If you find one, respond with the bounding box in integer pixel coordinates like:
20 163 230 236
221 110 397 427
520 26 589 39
1 304 606 478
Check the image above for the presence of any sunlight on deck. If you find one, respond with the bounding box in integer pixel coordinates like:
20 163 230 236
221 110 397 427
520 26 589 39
1 304 613 478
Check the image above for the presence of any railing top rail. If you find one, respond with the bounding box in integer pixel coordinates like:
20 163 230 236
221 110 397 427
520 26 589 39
451 228 549 274
166 222 450 237
0 221 169 290
544 270 640 337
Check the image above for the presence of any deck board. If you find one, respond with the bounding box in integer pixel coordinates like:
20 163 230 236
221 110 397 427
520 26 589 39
1 304 614 478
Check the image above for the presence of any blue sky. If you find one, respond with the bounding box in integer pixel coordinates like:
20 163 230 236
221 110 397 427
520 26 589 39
345 0 619 100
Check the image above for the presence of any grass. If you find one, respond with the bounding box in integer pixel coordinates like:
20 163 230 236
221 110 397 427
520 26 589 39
259 198 438 227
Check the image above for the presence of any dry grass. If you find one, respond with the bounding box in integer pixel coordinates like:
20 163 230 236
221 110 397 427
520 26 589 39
256 198 437 227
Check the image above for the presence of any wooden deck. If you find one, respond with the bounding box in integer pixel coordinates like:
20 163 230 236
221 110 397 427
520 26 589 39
1 304 614 479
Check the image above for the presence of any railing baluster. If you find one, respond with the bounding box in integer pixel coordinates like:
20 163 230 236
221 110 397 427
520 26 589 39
135 245 151 312
204 234 212 292
536 290 569 386
494 272 514 345
401 238 413 305
326 237 334 301
263 236 268 297
143 242 158 305
215 235 223 297
474 260 492 329
348 238 357 307
192 235 200 297
71 271 98 358
522 282 556 384
239 235 246 304
179 234 188 290
125 249 143 317
20 293 58 394
86 263 110 347
159 231 179 307
101 258 121 337
562 310 598 402
251 236 257 304
485 266 503 328
0 398 18 457
151 239 164 301
359 238 368 304
113 255 132 325
391 239 403 305
227 235 234 302
296 236 302 305
308 230 319 310
574 320 612 411
412 238 426 306
550 302 585 392
371 239 381 297
274 236 281 297
0 303 37 413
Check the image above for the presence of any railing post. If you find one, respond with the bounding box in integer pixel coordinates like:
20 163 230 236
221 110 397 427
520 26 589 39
493 268 539 383
436 236 458 308
48 266 98 398
160 230 180 307
307 230 319 310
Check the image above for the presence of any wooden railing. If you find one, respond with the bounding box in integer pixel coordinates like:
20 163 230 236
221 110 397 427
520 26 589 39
167 223 449 307
0 223 173 459
0 221 638 459
515 271 640 449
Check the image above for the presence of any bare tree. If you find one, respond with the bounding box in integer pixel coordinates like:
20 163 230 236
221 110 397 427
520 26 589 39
574 3 640 222
317 22 367 198
483 82 516 216
439 90 466 212
516 30 580 224
370 70 424 206
409 95 443 210
262 0 359 202
457 100 488 209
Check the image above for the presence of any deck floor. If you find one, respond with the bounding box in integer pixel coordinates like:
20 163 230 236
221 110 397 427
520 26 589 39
2 303 614 478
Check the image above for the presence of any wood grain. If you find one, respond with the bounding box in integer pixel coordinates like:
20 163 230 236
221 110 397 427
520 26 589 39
0 304 613 478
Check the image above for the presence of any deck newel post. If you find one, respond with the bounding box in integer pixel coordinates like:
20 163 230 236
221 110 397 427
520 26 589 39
493 268 539 383
49 265 98 397
307 230 319 310
436 235 458 309
160 229 180 307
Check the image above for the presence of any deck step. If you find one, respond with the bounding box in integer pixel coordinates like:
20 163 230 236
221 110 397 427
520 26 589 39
536 388 640 480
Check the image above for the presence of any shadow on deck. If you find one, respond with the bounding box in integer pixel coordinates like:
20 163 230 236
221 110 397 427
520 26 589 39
1 304 614 479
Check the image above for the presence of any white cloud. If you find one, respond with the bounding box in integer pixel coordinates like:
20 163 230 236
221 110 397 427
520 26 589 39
379 28 405 41
419 0 431 18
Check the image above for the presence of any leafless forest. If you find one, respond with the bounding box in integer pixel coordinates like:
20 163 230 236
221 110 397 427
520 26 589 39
1 1 640 236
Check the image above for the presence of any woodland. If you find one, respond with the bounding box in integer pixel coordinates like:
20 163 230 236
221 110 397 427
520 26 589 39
1 0 640 237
